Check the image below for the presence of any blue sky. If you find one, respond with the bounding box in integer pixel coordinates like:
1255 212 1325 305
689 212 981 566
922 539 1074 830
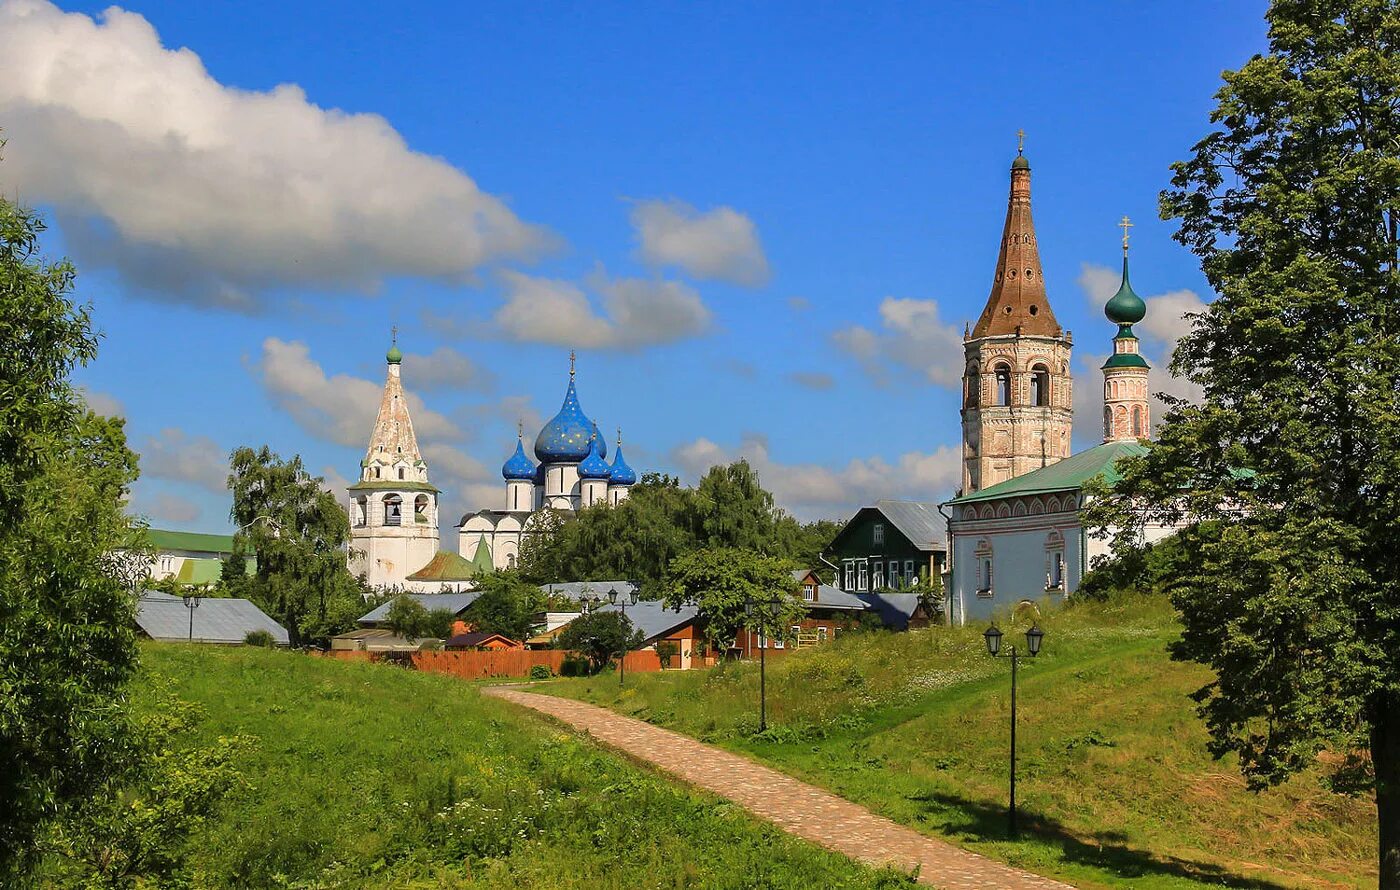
0 0 1267 530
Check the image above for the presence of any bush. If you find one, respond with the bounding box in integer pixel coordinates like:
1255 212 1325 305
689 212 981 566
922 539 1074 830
244 629 275 648
560 656 591 677
529 664 553 680
655 640 679 669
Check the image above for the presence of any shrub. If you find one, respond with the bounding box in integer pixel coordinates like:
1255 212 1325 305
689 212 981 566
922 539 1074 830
560 656 591 677
529 664 553 680
655 640 679 669
244 629 274 648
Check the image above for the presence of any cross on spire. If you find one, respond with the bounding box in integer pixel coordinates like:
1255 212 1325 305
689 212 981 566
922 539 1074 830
1016 128 1025 155
391 324 397 345
569 349 576 378
616 426 622 447
1119 215 1134 254
517 418 523 439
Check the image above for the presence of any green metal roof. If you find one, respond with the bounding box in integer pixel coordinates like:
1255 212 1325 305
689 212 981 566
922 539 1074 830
948 441 1149 506
174 557 224 586
1101 352 1150 369
346 480 440 494
405 551 479 582
144 528 237 554
469 536 495 576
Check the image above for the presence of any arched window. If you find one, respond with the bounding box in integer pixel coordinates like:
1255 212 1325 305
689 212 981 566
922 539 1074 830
383 494 402 526
1030 364 1049 407
354 496 367 527
1132 406 1145 437
1103 405 1113 439
965 367 980 408
994 364 1012 406
398 467 405 480
414 494 430 524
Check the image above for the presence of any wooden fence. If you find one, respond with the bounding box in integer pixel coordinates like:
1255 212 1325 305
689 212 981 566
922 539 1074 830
321 647 706 678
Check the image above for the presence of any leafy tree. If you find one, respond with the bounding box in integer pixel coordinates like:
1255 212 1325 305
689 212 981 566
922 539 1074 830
227 446 366 647
1087 3 1400 883
0 195 146 880
663 547 803 654
463 572 544 640
557 610 642 673
382 597 454 641
692 460 783 552
774 516 843 574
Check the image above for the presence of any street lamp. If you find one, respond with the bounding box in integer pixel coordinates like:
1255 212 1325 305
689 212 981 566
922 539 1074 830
984 621 1045 836
609 586 640 686
182 591 203 642
745 595 786 731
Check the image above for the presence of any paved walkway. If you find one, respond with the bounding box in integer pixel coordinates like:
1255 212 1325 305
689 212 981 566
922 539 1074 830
483 687 1074 890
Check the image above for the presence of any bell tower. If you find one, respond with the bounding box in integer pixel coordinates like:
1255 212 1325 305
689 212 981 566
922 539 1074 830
1101 217 1151 442
960 137 1074 494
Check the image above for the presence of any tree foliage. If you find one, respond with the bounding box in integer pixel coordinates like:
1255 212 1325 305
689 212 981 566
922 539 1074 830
0 196 145 879
556 610 642 673
227 446 368 647
1083 2 1400 881
462 572 544 641
663 547 804 652
383 597 454 642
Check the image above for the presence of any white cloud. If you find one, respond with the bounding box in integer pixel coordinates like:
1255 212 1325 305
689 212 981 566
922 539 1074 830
788 371 835 391
319 465 353 512
253 338 460 448
493 270 710 348
1076 262 1208 360
80 387 123 417
630 199 769 286
133 490 201 524
0 1 549 310
670 434 962 520
140 427 228 493
833 297 964 388
402 346 495 392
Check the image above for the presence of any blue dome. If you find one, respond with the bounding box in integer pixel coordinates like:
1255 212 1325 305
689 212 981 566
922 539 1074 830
609 446 637 486
502 438 536 481
578 434 612 479
534 378 599 462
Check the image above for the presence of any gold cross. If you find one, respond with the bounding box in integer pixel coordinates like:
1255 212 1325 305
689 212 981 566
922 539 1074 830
569 349 576 377
1016 128 1025 154
391 324 397 345
517 418 523 438
616 426 622 447
1119 215 1133 252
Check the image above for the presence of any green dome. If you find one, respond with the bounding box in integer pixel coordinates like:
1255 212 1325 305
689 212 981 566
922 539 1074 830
1011 155 1030 170
1105 257 1147 325
386 343 403 364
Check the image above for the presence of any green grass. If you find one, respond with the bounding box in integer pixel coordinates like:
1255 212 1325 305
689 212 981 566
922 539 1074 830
121 644 918 889
542 595 1376 890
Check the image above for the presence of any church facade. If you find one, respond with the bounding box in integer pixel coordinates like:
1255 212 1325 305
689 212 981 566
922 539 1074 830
944 147 1180 624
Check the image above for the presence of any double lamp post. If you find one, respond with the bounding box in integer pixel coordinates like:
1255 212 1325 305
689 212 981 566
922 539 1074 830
580 585 640 685
983 621 1044 836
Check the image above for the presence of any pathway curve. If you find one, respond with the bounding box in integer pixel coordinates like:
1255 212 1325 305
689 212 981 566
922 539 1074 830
482 687 1075 890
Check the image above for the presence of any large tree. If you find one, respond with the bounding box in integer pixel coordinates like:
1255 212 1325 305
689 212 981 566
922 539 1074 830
663 547 804 654
1089 2 1400 884
227 446 365 647
0 197 145 878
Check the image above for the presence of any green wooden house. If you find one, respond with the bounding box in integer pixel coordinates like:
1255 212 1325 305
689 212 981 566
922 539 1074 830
824 500 947 593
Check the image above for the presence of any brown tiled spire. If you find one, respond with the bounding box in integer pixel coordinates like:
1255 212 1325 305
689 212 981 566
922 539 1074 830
970 148 1062 339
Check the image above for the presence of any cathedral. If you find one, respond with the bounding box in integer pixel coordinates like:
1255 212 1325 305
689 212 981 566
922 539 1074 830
943 142 1178 624
346 346 636 590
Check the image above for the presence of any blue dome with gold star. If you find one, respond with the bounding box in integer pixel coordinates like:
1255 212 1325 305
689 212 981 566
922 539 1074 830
578 434 612 479
534 378 603 463
502 438 536 481
609 446 637 486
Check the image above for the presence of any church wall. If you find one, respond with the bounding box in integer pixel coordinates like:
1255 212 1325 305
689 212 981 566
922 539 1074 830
947 498 1081 625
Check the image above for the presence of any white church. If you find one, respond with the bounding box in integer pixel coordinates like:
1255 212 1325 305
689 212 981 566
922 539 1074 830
942 146 1183 624
346 346 636 591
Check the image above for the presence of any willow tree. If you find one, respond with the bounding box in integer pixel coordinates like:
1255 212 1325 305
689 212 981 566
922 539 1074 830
1089 2 1400 884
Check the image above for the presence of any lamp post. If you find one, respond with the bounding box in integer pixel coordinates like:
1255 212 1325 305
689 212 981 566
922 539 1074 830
984 622 1044 836
182 591 203 642
745 595 786 731
608 586 640 686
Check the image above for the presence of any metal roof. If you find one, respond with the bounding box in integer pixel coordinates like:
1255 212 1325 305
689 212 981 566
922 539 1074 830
806 586 869 611
136 591 288 645
873 500 947 550
357 592 482 625
538 580 639 603
589 600 699 645
947 440 1149 505
144 528 237 555
855 592 922 630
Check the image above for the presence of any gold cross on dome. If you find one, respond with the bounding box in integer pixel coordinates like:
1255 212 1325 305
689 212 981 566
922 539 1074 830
616 426 622 447
1016 128 1025 154
517 418 523 438
1119 215 1134 253
569 349 576 377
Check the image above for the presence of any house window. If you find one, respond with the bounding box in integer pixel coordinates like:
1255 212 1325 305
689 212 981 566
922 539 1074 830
1048 551 1065 589
803 583 816 602
904 559 915 586
872 561 884 590
995 364 1012 406
398 467 405 480
873 523 885 546
843 560 855 590
774 631 784 649
817 626 829 643
857 561 869 591
978 557 993 596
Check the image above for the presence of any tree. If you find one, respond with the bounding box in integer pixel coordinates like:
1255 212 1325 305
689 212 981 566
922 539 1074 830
382 597 454 642
227 446 366 647
663 547 803 654
1087 3 1400 884
0 195 146 880
463 572 544 640
692 460 782 553
557 610 642 673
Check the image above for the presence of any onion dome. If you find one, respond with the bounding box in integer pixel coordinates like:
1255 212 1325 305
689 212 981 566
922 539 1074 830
1105 256 1147 326
502 437 536 481
577 433 612 480
534 376 596 462
609 445 637 486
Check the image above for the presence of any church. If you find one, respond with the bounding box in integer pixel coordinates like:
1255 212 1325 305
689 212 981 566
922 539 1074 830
345 346 637 590
942 145 1182 624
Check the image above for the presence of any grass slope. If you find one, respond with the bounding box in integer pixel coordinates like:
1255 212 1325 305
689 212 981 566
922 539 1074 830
126 644 915 889
544 595 1375 890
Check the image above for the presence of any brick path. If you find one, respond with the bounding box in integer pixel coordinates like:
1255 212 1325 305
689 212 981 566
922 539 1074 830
483 687 1074 890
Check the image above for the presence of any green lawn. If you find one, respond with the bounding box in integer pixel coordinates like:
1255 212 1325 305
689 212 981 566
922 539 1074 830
112 644 917 889
542 595 1375 890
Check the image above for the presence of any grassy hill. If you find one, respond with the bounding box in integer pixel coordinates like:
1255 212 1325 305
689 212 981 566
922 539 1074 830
105 644 917 889
544 595 1375 890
